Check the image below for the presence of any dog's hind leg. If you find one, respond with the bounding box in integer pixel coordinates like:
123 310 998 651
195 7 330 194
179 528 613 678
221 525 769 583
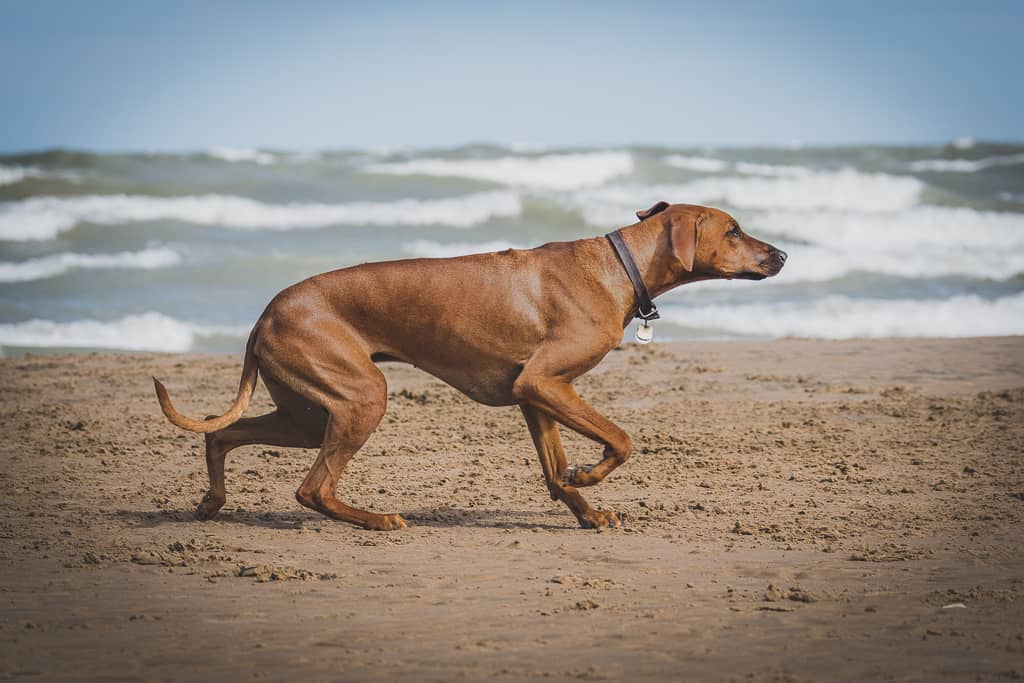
252 313 404 530
197 376 327 520
292 366 404 530
520 404 621 529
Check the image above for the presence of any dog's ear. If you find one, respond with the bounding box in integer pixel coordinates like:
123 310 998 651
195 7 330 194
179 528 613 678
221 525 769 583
669 211 700 272
636 201 670 221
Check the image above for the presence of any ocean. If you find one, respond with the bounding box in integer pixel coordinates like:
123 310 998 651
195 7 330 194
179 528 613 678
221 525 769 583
1 140 1022 354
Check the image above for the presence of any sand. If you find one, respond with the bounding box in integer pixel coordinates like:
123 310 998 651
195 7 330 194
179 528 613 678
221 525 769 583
1 337 1023 681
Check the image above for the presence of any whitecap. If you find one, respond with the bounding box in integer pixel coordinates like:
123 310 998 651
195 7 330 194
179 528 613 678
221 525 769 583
908 153 1024 173
659 292 1024 339
751 206 1024 251
0 247 181 283
206 147 277 165
779 242 1024 282
0 191 522 241
0 312 248 352
681 241 1024 292
673 170 923 212
663 155 728 173
567 169 924 226
664 157 812 177
733 161 811 177
506 142 549 153
363 151 633 190
0 165 44 186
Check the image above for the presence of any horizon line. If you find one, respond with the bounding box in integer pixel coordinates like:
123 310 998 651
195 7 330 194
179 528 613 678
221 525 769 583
2 136 1023 157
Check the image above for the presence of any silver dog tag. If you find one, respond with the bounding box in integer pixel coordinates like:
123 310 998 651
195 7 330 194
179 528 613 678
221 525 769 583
635 319 654 344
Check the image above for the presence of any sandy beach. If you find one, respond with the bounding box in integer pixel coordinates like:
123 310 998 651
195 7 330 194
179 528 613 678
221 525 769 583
1 336 1022 681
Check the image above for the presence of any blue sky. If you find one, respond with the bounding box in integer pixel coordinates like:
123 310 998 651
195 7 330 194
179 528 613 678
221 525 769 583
1 1 1021 151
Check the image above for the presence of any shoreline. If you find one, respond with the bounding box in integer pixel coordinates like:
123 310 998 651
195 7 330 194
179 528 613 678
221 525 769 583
2 331 1023 356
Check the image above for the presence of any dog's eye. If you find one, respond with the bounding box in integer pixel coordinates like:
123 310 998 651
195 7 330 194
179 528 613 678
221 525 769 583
727 226 741 237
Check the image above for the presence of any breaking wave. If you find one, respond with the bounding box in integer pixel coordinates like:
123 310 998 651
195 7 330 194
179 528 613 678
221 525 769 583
0 247 181 283
0 191 522 241
0 165 43 186
569 169 925 226
363 151 634 190
0 312 248 352
664 156 811 177
659 292 1024 339
206 147 277 165
752 206 1024 251
908 153 1024 173
663 155 729 173
733 161 811 177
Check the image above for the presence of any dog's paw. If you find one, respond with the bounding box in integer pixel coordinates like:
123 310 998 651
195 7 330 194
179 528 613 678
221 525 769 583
577 509 621 530
195 491 225 521
364 513 409 531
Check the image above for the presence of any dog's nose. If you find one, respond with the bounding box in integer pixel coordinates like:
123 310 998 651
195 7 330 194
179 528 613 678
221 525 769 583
776 249 788 264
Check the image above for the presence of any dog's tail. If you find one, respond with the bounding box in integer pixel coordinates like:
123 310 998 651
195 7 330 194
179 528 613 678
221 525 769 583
153 325 259 433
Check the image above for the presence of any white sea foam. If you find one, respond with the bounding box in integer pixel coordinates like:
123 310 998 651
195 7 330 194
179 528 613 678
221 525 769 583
568 170 925 226
733 161 811 177
0 165 44 186
401 239 526 258
663 155 728 173
687 208 1024 286
563 178 1024 281
207 147 277 165
907 153 1024 173
0 247 181 283
0 191 521 241
676 170 924 212
363 151 634 190
789 243 1024 282
0 166 82 185
659 292 1024 339
506 142 549 153
664 156 812 177
679 240 1024 292
0 312 248 352
752 206 1024 251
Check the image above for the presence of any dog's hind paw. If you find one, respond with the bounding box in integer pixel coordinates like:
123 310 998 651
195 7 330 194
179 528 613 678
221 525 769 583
364 513 409 531
577 509 621 530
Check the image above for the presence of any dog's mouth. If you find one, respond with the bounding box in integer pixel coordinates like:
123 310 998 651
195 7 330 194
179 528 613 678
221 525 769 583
722 251 786 281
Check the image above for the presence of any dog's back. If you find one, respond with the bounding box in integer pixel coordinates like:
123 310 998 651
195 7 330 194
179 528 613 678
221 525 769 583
255 238 619 405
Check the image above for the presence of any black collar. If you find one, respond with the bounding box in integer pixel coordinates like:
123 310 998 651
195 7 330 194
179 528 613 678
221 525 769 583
606 230 659 322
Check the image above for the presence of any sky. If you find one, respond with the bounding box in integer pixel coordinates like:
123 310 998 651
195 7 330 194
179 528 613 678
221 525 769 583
0 0 1021 152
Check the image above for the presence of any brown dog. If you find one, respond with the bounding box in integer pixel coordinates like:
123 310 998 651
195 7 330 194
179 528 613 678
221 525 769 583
155 202 786 530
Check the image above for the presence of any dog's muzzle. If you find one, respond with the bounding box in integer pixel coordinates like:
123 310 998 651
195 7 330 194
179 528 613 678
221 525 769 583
764 248 787 276
736 248 787 280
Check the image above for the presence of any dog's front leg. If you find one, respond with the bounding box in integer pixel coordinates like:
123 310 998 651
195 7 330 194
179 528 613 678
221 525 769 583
519 404 621 529
514 376 633 485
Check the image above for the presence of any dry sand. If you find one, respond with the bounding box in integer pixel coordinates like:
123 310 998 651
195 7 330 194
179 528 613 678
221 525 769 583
1 337 1023 682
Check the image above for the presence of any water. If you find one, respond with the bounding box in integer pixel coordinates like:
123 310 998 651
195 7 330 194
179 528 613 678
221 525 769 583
1 140 1022 354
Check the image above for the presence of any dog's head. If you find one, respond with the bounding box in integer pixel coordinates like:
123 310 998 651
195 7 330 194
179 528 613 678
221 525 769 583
636 201 787 281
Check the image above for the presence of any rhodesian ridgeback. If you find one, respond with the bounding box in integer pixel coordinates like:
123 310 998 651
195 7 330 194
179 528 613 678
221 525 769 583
155 201 786 530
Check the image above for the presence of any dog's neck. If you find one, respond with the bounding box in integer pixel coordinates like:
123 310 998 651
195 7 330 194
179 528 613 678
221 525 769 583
613 220 710 307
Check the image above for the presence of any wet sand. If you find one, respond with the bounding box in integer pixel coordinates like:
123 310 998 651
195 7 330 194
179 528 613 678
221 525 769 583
1 337 1023 681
